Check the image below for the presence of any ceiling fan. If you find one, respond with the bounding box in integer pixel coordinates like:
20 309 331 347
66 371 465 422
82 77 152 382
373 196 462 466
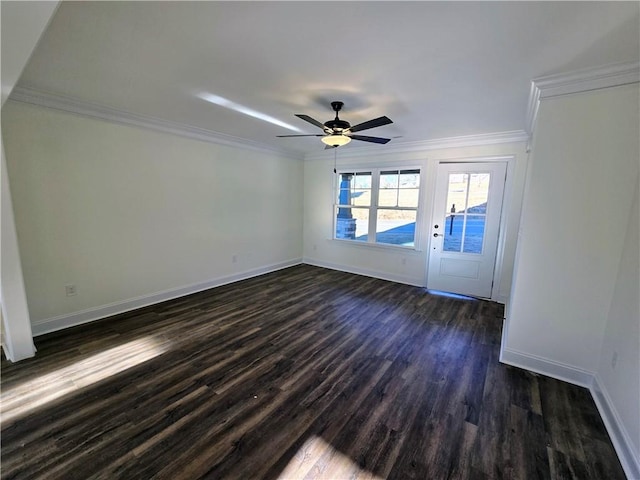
277 101 393 148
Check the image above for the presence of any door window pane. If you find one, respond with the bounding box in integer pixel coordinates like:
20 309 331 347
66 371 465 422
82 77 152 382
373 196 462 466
443 172 491 254
445 173 468 216
443 213 463 252
467 173 490 214
443 173 466 252
463 215 486 253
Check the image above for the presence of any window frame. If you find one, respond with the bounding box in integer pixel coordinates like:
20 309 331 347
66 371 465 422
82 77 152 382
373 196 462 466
333 166 422 250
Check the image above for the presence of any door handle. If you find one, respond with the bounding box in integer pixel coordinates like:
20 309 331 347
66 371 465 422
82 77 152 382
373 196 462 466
433 233 443 237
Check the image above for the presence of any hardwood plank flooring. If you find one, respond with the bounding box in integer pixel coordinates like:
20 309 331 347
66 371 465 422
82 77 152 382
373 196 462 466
1 265 625 479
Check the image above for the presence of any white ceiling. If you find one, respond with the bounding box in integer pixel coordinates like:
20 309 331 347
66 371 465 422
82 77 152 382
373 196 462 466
5 1 640 155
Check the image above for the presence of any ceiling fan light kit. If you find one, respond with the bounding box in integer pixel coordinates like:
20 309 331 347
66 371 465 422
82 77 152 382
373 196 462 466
321 134 351 147
277 101 393 148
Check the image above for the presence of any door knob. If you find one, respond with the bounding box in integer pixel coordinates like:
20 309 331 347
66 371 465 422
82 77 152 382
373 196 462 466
433 233 442 237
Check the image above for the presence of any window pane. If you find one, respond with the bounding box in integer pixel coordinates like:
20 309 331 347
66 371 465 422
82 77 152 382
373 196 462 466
337 172 371 206
380 171 399 188
400 171 420 188
378 188 398 207
398 189 419 208
337 174 352 204
353 172 372 189
467 173 490 214
376 209 416 247
379 171 399 207
335 207 369 242
352 189 371 206
337 188 350 205
443 213 463 252
463 215 486 253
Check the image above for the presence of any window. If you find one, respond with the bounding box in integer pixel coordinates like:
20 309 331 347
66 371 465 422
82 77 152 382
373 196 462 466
334 168 420 247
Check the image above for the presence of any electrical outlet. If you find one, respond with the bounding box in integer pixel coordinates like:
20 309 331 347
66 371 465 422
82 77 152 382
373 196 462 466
611 352 618 369
65 284 77 297
401 257 407 265
232 254 238 264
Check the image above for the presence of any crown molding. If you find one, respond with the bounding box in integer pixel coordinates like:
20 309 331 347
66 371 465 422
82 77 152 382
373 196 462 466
526 61 640 135
304 130 529 161
9 87 526 161
7 86 301 160
15 61 636 163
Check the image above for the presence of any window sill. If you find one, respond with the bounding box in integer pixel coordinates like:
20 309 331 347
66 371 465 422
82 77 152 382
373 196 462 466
329 238 422 253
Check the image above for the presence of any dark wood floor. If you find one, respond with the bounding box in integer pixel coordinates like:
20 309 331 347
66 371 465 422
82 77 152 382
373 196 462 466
1 265 624 479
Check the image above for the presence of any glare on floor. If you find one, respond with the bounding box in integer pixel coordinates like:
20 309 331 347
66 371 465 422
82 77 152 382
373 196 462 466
1 336 168 423
277 435 384 480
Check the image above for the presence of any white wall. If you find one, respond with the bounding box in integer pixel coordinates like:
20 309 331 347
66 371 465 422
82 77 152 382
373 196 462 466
594 174 639 479
503 83 639 478
302 141 529 303
1 102 303 333
504 83 639 377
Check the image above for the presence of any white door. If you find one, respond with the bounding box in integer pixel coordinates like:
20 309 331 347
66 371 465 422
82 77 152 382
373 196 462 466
427 162 507 298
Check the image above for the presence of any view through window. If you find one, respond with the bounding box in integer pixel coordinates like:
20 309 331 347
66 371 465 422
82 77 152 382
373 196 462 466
335 168 420 247
443 172 491 254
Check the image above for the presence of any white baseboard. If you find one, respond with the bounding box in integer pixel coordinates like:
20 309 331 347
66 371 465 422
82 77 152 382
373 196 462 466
302 257 424 287
31 258 303 336
591 374 640 480
499 347 593 388
500 347 639 479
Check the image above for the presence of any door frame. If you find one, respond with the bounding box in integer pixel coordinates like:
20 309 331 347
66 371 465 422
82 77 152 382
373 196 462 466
424 155 515 302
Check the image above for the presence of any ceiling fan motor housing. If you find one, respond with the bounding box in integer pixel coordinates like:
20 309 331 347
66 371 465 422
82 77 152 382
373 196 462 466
324 118 350 133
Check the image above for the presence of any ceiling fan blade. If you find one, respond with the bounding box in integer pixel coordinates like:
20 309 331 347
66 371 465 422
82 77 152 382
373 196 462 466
276 134 325 137
348 116 393 133
295 114 327 131
349 134 391 144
